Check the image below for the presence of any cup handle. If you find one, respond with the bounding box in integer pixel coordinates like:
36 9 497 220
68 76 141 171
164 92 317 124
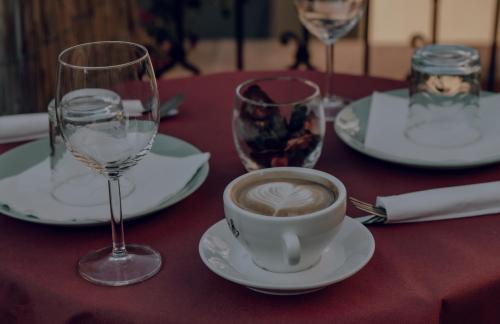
282 232 300 266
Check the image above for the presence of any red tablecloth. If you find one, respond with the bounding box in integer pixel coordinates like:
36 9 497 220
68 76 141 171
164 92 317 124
2 71 500 324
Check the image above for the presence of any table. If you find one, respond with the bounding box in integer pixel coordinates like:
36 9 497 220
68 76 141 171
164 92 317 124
2 71 500 323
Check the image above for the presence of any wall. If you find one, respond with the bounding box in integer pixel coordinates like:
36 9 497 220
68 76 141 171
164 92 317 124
10 0 139 114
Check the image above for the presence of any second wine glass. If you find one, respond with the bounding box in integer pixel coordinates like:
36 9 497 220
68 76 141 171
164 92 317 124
295 0 366 121
56 41 162 286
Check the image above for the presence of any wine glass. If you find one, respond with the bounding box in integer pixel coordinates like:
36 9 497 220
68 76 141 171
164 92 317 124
295 0 366 121
56 41 161 286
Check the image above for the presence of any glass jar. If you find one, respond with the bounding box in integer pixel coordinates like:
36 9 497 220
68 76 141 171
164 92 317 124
233 77 325 171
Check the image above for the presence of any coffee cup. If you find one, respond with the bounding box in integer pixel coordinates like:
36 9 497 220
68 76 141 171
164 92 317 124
223 167 346 273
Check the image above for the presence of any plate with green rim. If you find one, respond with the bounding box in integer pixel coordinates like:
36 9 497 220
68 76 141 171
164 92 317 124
0 134 209 226
334 89 497 169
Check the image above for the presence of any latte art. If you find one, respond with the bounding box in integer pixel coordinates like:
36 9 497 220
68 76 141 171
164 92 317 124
233 178 335 216
247 182 317 216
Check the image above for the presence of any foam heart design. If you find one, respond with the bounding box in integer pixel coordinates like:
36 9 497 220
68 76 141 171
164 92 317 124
246 182 318 216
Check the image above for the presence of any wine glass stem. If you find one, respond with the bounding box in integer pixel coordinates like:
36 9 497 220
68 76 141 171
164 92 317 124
325 43 335 99
108 178 127 258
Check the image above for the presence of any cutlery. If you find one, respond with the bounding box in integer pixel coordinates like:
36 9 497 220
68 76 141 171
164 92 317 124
349 197 387 225
160 94 185 119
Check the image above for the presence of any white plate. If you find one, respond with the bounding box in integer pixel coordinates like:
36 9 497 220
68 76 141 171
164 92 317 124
334 89 498 169
199 217 375 295
0 134 209 226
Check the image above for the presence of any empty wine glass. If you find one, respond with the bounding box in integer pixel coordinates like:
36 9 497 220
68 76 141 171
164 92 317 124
295 0 366 121
56 41 161 286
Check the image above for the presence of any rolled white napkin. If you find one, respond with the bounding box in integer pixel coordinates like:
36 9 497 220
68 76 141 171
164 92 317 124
0 152 210 223
0 100 151 144
365 181 500 223
0 113 48 144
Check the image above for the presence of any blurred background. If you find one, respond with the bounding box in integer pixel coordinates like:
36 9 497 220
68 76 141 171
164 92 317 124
1 0 499 114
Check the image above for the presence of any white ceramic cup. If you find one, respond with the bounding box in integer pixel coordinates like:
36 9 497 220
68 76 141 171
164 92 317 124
223 167 346 273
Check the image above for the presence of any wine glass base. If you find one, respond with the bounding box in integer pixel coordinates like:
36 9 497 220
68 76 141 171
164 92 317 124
323 95 350 122
78 244 162 286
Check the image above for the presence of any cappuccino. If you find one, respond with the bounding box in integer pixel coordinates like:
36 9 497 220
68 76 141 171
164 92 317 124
223 167 346 272
232 177 336 217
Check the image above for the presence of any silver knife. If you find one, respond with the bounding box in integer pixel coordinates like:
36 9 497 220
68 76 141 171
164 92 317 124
160 94 185 119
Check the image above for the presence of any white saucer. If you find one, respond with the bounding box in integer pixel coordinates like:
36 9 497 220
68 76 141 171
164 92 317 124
198 216 375 295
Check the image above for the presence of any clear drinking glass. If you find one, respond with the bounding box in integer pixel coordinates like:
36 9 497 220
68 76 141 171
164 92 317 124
56 41 161 286
406 44 481 148
48 99 135 207
233 77 324 171
295 0 366 121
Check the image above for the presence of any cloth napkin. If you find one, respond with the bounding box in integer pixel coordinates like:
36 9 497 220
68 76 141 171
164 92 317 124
0 152 210 223
365 92 500 162
358 181 500 224
0 113 48 144
0 99 159 144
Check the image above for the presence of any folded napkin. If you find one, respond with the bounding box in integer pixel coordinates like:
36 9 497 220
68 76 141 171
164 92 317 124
0 152 210 223
0 113 48 144
365 92 500 162
359 181 500 224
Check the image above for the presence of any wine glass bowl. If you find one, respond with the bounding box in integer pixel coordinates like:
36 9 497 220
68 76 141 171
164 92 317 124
295 0 366 121
57 41 161 286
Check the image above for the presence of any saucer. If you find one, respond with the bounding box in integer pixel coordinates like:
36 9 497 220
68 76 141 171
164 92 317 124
198 216 375 295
